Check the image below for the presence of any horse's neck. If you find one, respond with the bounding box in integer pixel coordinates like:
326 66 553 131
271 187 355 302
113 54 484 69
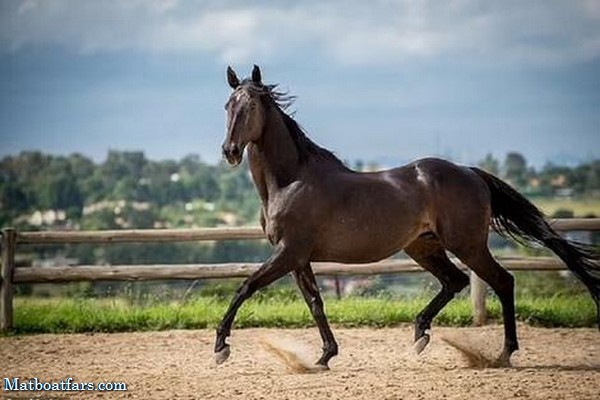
248 108 302 203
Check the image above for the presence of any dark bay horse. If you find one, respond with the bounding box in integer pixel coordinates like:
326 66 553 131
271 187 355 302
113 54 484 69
216 65 599 369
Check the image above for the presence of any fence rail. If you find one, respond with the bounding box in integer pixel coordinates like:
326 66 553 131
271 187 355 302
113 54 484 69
2 218 599 332
12 257 565 284
16 227 265 245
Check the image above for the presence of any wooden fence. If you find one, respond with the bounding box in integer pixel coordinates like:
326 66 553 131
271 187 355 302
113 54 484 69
1 218 599 332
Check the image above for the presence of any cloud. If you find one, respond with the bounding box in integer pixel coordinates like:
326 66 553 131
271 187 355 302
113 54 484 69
1 0 599 65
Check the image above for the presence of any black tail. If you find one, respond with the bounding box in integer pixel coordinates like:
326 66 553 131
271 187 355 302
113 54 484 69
471 167 600 326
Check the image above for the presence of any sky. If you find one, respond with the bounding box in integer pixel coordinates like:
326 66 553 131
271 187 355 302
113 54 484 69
0 0 599 168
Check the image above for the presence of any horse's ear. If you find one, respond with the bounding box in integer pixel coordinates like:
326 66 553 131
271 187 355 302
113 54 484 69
227 66 240 89
252 64 262 84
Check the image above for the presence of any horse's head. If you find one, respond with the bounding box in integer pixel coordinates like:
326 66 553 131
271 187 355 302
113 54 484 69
222 65 267 166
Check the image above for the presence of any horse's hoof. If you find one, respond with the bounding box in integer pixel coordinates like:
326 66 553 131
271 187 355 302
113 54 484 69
215 345 231 365
492 353 512 368
413 332 431 355
314 363 330 372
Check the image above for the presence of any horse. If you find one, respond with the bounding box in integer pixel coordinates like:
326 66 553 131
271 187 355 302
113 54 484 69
216 65 599 369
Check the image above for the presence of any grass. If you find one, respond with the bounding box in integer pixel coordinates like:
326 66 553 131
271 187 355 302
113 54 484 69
10 294 597 335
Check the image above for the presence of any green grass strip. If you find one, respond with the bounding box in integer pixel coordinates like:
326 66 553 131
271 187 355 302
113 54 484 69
10 294 596 335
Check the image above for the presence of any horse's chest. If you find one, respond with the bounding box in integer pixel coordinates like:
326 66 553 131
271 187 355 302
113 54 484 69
264 202 287 244
263 182 312 244
264 216 278 244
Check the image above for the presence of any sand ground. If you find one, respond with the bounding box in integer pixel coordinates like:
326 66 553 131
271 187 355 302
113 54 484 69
1 325 599 400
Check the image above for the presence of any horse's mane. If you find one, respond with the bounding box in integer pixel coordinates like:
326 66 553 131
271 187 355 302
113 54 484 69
245 80 349 169
279 111 348 168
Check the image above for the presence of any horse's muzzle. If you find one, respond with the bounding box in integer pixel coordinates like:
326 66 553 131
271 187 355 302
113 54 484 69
222 143 243 166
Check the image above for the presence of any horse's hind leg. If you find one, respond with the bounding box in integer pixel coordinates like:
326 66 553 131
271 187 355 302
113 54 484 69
452 246 518 366
405 234 470 354
293 265 338 369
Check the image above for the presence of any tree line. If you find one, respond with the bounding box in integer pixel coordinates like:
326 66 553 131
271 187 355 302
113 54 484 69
0 151 259 229
478 152 598 197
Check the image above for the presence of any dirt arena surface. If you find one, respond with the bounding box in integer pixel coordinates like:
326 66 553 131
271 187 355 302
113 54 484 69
1 325 599 400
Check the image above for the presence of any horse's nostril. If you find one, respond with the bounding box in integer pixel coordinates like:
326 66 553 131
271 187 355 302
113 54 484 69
222 144 241 162
222 144 235 154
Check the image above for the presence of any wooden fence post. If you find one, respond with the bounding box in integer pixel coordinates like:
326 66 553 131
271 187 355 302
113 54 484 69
470 270 487 326
1 228 16 332
334 276 342 299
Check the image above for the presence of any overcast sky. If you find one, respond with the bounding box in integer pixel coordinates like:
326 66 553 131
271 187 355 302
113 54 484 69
1 0 599 168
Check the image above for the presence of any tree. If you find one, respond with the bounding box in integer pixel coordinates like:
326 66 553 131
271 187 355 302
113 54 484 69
538 163 571 195
478 153 499 175
572 161 599 195
38 174 83 211
0 182 28 213
68 153 95 181
503 152 528 188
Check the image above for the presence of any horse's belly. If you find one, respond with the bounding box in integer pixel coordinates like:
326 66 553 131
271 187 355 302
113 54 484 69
311 244 401 264
311 216 425 263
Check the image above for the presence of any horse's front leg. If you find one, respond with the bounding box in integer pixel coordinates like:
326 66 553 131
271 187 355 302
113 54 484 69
214 245 306 364
293 265 338 369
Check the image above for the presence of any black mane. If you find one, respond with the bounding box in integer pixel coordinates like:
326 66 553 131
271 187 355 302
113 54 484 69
247 80 348 169
279 111 348 168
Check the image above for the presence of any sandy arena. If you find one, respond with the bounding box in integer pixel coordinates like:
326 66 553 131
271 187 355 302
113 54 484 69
1 325 599 400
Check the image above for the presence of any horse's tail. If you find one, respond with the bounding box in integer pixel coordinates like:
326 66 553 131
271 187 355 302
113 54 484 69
471 167 600 327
